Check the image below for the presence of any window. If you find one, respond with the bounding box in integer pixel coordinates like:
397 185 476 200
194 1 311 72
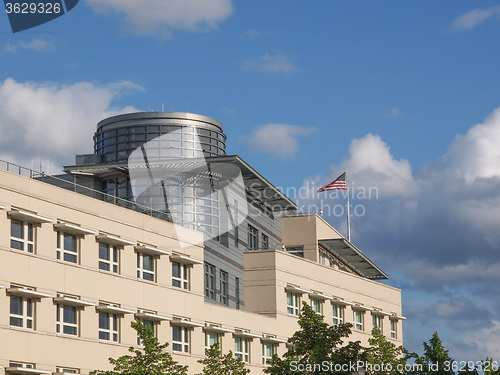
57 232 78 264
205 331 220 351
204 263 216 300
262 342 275 364
235 337 249 362
10 219 34 253
332 304 343 325
10 295 33 329
286 246 304 257
137 253 155 281
248 225 258 250
99 243 119 273
372 314 383 330
353 310 364 331
287 293 299 315
311 299 322 315
8 362 34 369
220 270 228 305
56 368 79 374
57 304 78 336
235 277 240 310
99 312 119 342
137 319 156 345
390 319 397 339
172 326 190 353
172 262 189 289
262 234 269 249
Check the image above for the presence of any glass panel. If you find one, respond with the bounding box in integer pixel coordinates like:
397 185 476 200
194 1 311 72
63 326 77 335
63 306 77 324
143 255 154 271
10 317 23 326
10 296 22 315
64 234 77 251
99 313 109 329
99 243 110 260
64 253 78 263
11 220 23 239
11 239 23 250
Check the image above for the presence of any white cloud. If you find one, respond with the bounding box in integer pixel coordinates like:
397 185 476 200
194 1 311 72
242 123 316 159
0 78 142 173
385 107 405 118
86 0 234 36
19 38 55 51
452 6 500 30
243 53 298 75
4 43 17 53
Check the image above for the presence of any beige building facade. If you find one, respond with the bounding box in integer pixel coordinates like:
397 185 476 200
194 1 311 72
0 166 403 375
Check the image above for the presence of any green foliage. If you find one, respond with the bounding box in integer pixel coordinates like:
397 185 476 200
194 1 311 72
90 320 188 375
483 358 500 375
197 343 250 375
404 332 453 375
264 302 365 375
366 326 406 375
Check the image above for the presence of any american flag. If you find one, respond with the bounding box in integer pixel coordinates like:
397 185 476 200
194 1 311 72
317 172 347 192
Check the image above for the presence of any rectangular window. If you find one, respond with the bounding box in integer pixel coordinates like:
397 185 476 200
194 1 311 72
287 293 299 315
311 299 322 315
262 343 275 364
286 246 304 258
56 368 79 373
205 332 220 351
172 326 189 353
235 337 249 362
56 304 78 336
262 234 269 249
99 312 119 342
332 305 343 325
220 270 228 305
137 253 155 281
204 263 216 300
11 219 34 253
353 310 364 331
57 232 78 264
137 319 156 345
390 319 397 339
372 315 383 330
10 295 33 329
99 243 119 273
248 225 258 250
235 277 240 310
172 262 189 289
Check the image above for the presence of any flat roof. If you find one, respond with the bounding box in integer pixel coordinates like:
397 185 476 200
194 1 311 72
64 155 297 212
318 238 388 280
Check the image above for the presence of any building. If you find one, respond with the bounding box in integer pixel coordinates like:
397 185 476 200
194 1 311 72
0 112 404 375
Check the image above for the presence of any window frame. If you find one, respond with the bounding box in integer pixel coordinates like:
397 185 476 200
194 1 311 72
390 319 397 339
332 304 344 325
172 262 189 290
248 225 259 250
220 270 228 305
353 310 364 331
205 331 220 352
99 311 119 342
172 325 190 353
286 292 300 315
10 295 34 329
137 318 156 345
235 336 249 363
372 314 383 330
99 242 119 273
310 298 322 315
56 303 79 336
204 263 216 300
57 231 79 264
261 233 269 249
262 342 275 365
10 219 35 253
137 252 156 282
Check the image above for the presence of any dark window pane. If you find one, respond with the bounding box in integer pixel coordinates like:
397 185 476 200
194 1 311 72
99 243 110 260
63 326 77 335
11 240 23 250
10 297 22 315
99 313 109 329
99 331 110 340
63 306 77 324
64 253 78 263
10 317 23 326
99 261 110 271
11 220 23 239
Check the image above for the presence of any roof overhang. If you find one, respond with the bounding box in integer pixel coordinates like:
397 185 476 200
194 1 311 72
64 155 297 212
318 238 388 280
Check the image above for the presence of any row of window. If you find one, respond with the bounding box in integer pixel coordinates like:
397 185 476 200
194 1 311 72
6 288 283 365
9 214 199 289
286 289 399 339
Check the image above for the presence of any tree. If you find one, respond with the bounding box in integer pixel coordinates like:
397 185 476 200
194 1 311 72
483 358 500 375
365 326 406 375
264 302 365 375
197 343 250 375
404 332 454 375
91 320 188 375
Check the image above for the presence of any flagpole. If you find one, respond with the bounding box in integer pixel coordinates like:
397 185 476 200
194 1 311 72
346 168 350 242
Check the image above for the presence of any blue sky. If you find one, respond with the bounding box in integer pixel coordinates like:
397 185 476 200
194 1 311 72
2 0 500 363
